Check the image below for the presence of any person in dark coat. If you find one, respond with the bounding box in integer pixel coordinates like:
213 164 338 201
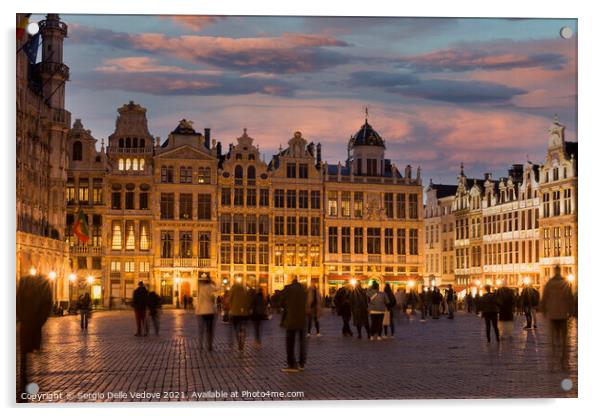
445 285 456 319
520 284 540 329
431 287 443 319
383 283 397 337
496 284 515 340
280 277 308 372
251 287 268 345
350 283 370 338
334 284 353 336
479 285 500 343
147 291 162 335
306 284 322 336
17 274 52 402
77 293 92 331
132 281 149 336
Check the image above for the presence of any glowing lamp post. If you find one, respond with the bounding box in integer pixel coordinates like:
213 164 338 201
350 278 357 287
175 276 181 308
523 276 531 286
48 271 57 307
29 266 37 277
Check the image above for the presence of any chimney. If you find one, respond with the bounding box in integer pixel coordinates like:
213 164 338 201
216 142 222 158
204 128 211 149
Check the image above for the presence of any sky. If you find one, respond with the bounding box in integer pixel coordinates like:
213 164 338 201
34 14 577 185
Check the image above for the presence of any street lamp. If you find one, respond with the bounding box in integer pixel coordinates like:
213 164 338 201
350 278 357 287
29 266 36 276
523 276 531 286
175 276 181 308
567 274 575 283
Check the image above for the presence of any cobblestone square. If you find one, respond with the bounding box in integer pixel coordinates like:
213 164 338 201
18 309 577 402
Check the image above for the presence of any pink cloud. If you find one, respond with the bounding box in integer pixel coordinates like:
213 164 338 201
161 15 226 31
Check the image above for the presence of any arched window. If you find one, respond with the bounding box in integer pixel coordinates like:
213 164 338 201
235 165 243 178
126 158 132 170
118 158 124 171
247 165 256 179
133 138 138 148
72 141 83 161
139 159 145 170
132 159 139 171
119 138 124 148
140 139 145 148
126 137 131 148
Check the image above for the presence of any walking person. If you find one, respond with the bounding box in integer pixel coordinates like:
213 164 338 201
496 283 515 340
445 284 456 319
334 284 353 336
367 281 387 340
395 287 407 321
520 282 540 329
280 277 308 372
350 282 370 339
229 279 251 351
383 283 397 338
132 281 148 336
431 287 443 319
419 288 428 321
195 276 217 351
541 265 575 371
77 293 92 331
306 283 322 337
251 287 268 346
147 290 162 335
479 285 500 343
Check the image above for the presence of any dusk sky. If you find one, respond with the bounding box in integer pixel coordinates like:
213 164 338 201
36 14 577 184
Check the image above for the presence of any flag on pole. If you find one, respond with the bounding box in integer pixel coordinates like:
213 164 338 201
22 32 40 64
73 207 90 244
17 14 32 40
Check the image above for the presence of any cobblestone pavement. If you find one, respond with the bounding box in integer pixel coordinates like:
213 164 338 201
18 309 577 402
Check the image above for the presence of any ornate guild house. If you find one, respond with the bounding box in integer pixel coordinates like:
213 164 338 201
64 105 425 308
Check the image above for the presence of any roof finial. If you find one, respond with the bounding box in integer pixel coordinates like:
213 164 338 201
364 106 369 123
243 127 247 136
460 162 465 176
553 113 559 124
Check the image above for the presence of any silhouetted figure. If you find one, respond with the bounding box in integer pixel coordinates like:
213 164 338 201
306 284 322 336
17 275 52 402
520 284 540 329
77 293 92 330
541 265 575 371
251 287 268 345
229 281 251 350
147 291 162 335
196 276 217 351
497 284 516 340
445 285 455 319
132 281 149 336
350 284 370 339
479 285 500 343
383 283 397 337
334 284 353 336
280 277 308 372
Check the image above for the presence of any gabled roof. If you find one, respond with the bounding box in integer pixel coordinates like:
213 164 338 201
428 184 458 198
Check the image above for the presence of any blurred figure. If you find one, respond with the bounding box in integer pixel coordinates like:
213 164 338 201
496 283 515 340
445 284 456 319
367 281 387 340
280 277 308 372
196 276 217 351
77 293 92 331
334 284 353 336
395 287 407 320
520 282 540 330
479 285 500 343
183 294 189 310
132 281 149 336
474 292 481 315
350 283 370 339
419 288 428 321
222 289 230 322
383 283 397 338
541 265 575 371
251 287 268 346
17 275 52 402
147 290 162 335
306 283 322 337
229 280 251 351
466 293 474 313
407 289 418 315
431 287 443 319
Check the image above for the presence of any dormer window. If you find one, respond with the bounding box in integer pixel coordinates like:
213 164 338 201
72 141 83 161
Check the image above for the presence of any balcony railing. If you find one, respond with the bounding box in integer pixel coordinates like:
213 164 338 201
70 245 104 255
107 146 155 154
157 258 212 268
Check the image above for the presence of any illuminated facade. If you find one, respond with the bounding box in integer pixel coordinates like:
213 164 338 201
65 105 424 306
424 116 577 291
16 14 70 304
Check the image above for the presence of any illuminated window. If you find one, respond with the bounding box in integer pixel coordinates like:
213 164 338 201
118 158 124 171
126 158 131 170
139 159 145 170
140 222 150 251
124 261 135 273
132 159 138 171
125 221 135 250
110 261 120 272
111 222 122 250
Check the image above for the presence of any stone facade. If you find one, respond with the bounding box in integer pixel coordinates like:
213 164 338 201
424 116 577 292
66 107 424 307
16 14 70 306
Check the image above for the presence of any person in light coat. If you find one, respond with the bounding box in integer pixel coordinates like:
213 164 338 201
195 277 218 351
